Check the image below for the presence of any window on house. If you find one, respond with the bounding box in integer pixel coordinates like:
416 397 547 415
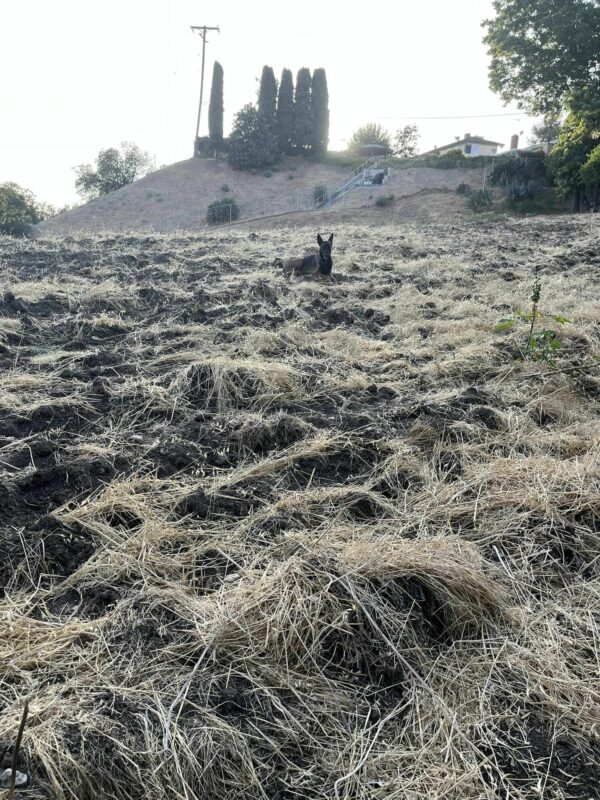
465 144 472 154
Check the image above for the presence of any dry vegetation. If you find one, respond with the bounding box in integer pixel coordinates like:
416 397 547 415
0 215 599 799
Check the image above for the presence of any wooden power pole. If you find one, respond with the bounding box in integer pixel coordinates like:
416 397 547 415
191 24 220 156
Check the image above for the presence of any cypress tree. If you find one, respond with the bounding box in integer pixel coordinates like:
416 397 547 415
294 67 313 152
258 66 278 129
208 61 224 144
276 68 295 155
311 68 329 154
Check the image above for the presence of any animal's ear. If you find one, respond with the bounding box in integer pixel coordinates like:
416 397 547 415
328 233 334 244
317 234 323 245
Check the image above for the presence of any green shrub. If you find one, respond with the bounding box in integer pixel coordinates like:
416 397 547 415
207 197 240 225
467 189 493 212
490 155 549 187
313 184 329 204
220 184 230 192
456 182 472 195
0 182 44 236
375 194 395 207
505 179 543 201
263 170 273 178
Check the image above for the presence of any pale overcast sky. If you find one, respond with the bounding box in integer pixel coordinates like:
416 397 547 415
0 0 539 206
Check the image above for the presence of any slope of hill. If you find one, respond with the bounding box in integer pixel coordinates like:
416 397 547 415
40 156 485 234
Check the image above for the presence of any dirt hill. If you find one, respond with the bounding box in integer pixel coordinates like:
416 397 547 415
40 156 486 234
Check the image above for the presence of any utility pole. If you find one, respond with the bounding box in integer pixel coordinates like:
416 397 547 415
191 24 220 156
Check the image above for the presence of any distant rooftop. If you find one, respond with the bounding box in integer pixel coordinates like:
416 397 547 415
421 134 504 156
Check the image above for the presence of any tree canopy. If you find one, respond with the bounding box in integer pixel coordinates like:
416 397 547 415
311 68 329 155
347 123 391 155
74 142 152 200
258 66 278 129
228 104 279 170
483 0 600 114
393 124 420 157
0 182 44 236
294 68 313 152
208 61 224 144
276 69 295 155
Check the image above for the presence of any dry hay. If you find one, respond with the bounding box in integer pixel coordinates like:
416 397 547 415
0 215 599 799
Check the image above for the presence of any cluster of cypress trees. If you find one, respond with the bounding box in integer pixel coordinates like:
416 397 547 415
206 62 329 169
260 66 329 155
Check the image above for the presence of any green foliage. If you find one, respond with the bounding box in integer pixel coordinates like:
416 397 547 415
258 66 278 129
313 184 329 203
206 197 240 225
495 276 570 362
580 144 600 200
549 112 598 208
490 156 549 187
74 142 152 199
467 189 493 212
0 182 44 236
311 68 329 155
482 0 600 114
375 194 395 207
228 104 279 171
393 124 419 158
294 68 313 152
276 69 295 155
456 183 472 195
208 61 224 144
263 170 273 178
220 184 230 193
347 123 391 155
530 115 563 146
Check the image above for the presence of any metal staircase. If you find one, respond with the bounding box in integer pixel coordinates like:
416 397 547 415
314 157 378 209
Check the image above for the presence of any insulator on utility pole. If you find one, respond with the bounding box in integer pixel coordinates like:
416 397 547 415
191 24 220 157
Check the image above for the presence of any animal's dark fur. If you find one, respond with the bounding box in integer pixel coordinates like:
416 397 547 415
276 234 334 281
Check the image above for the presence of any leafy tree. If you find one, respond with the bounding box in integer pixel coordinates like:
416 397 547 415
580 144 600 206
311 68 329 155
293 68 313 152
258 66 278 130
208 61 224 145
549 113 597 210
228 104 279 170
74 142 152 199
530 115 563 147
207 196 240 224
0 182 44 236
393 124 420 157
483 0 600 114
347 123 391 155
277 68 295 155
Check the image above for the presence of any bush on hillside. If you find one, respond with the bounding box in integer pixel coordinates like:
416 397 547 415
74 142 152 199
456 182 472 195
467 189 493 212
375 194 395 207
228 105 279 171
207 197 240 225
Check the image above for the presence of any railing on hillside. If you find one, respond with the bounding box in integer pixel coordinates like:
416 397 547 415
314 157 377 209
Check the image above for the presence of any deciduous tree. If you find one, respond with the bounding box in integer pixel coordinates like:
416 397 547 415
228 104 279 170
74 143 152 199
393 124 420 157
347 123 391 155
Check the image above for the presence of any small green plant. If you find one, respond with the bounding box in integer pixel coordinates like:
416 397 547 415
456 182 471 195
375 194 395 207
313 184 329 204
206 197 240 225
467 189 492 212
495 274 570 362
288 174 294 180
220 184 230 192
263 170 273 178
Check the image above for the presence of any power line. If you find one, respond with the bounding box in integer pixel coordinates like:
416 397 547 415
376 111 530 120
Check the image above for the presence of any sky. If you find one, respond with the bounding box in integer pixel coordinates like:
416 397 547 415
0 0 541 207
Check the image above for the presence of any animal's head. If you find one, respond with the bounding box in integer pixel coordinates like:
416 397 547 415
317 233 334 260
272 257 284 269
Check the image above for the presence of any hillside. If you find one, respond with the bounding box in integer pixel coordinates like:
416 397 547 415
39 157 486 234
1 216 599 799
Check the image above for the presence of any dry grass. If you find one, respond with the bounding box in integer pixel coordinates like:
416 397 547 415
0 215 599 799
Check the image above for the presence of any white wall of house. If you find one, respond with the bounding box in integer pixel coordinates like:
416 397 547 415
437 141 500 157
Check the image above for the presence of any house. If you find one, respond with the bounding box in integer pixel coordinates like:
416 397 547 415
421 133 504 158
505 134 557 156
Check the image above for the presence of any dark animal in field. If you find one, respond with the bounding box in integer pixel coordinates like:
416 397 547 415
274 234 334 282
